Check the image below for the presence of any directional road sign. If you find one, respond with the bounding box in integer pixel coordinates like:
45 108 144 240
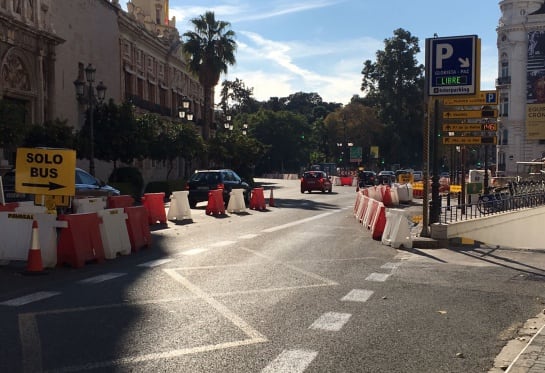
443 90 498 105
427 35 478 96
442 136 497 145
15 147 76 196
442 123 497 132
443 109 498 119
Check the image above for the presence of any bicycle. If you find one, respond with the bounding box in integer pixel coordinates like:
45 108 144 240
477 186 510 214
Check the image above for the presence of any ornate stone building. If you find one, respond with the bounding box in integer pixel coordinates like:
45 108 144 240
497 0 545 175
0 0 63 169
1 0 204 182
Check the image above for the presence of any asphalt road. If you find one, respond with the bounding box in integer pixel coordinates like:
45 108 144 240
1 178 544 372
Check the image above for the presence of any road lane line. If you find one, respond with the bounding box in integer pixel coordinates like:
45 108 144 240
239 233 259 239
341 289 374 303
381 262 401 270
164 268 267 341
261 349 318 373
78 273 126 284
0 291 61 307
309 312 351 331
137 259 173 268
180 248 208 256
365 273 391 282
261 210 341 233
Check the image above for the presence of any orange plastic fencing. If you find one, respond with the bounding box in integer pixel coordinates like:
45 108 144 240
206 189 225 215
107 195 135 209
141 192 167 224
124 206 151 252
250 188 266 210
57 212 105 268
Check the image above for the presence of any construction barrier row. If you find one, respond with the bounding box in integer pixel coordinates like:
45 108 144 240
354 187 414 248
0 187 277 271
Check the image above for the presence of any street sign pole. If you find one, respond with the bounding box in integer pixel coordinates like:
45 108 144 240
430 98 441 224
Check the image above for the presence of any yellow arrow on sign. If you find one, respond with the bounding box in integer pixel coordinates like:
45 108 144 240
443 110 483 119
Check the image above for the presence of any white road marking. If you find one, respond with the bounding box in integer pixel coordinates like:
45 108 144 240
341 289 374 303
210 241 236 247
261 349 318 373
381 262 401 270
78 273 126 284
309 312 351 331
137 259 173 268
0 291 61 307
239 233 259 239
365 273 390 282
261 210 340 233
164 268 267 342
181 248 208 256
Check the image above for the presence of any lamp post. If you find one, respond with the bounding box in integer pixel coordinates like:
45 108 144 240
74 64 107 177
224 114 233 132
178 96 194 122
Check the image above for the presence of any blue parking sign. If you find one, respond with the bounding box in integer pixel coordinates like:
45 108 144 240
427 35 478 96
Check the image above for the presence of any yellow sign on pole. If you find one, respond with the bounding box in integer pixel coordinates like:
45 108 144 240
442 123 497 132
15 148 76 196
443 110 498 119
443 90 498 105
442 136 497 145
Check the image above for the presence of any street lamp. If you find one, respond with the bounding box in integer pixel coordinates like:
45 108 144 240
178 96 194 121
74 63 107 177
224 114 233 131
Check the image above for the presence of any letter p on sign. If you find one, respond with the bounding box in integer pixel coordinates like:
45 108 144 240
436 43 453 69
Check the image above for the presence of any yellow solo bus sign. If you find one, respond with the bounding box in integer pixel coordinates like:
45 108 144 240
15 148 76 196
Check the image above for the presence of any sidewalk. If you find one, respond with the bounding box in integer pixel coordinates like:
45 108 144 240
490 311 545 373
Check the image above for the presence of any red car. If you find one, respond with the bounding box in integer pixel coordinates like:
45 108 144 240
300 171 333 193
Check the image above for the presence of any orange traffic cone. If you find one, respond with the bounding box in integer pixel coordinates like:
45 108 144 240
26 220 44 274
269 187 276 207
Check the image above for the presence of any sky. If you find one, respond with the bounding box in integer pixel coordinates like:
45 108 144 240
125 1 501 105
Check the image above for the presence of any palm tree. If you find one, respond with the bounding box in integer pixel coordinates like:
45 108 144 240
183 11 236 145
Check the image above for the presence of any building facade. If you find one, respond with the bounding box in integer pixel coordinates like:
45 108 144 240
1 0 205 183
497 0 545 175
0 0 63 171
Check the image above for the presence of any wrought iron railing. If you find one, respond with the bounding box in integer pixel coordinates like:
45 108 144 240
438 182 545 223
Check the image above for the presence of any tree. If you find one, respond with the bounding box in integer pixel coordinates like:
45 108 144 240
0 99 29 163
361 28 425 168
183 11 237 146
251 110 310 173
23 119 76 149
219 78 259 114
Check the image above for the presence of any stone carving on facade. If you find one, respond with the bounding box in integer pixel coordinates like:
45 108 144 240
2 52 30 91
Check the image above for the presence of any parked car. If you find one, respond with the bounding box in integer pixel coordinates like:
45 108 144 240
1 170 29 203
186 169 251 208
377 170 395 185
300 170 332 193
75 168 120 197
357 171 377 188
1 168 120 203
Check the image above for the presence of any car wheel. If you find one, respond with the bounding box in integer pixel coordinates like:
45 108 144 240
189 199 197 209
301 188 305 193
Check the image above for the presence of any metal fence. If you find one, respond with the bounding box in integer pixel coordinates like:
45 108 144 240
439 187 545 224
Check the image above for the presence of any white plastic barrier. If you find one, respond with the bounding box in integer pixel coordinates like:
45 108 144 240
381 208 413 249
15 201 48 214
167 191 193 220
0 212 67 267
73 197 106 213
227 189 246 213
396 184 413 203
389 187 400 206
97 208 131 259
